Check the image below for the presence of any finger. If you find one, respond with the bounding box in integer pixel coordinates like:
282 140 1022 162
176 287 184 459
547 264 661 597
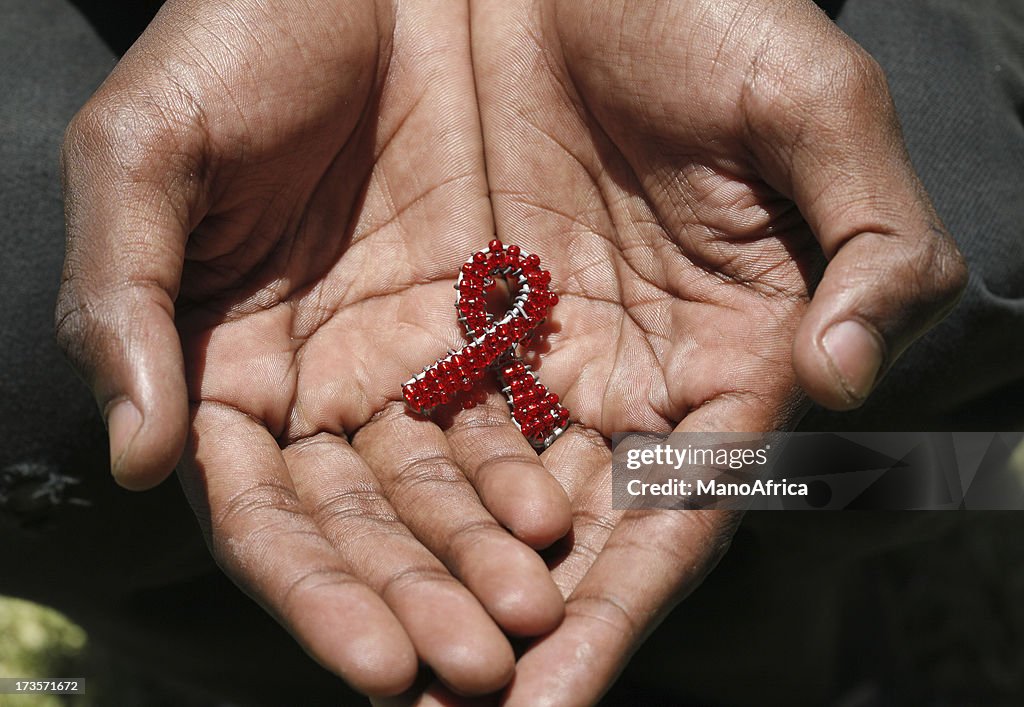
179 402 418 697
507 512 737 706
443 394 572 549
537 425 618 598
743 27 968 409
504 401 754 707
285 432 516 697
355 404 564 638
56 94 201 489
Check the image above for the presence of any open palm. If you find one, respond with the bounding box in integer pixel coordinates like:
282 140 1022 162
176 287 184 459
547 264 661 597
58 0 966 703
59 0 573 697
431 1 961 703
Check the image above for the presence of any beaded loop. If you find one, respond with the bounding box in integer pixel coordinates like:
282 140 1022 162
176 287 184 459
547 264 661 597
401 240 570 449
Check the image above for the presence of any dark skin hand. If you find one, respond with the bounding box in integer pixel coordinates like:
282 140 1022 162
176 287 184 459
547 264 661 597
57 0 571 697
383 0 966 704
57 0 966 703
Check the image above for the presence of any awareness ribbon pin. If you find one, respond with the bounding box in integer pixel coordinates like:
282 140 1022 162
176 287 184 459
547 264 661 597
402 240 570 449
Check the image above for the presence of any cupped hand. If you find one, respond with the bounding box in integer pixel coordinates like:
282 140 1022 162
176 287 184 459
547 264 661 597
55 0 572 696
56 0 969 702
407 0 963 704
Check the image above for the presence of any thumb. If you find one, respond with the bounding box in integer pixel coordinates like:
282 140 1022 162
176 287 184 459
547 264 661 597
56 97 204 490
748 37 967 410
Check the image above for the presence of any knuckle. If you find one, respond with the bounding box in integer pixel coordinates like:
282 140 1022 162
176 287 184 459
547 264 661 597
450 400 513 433
63 98 154 172
796 36 886 105
378 563 458 601
751 40 896 144
836 46 888 98
568 591 638 641
53 278 168 371
309 487 399 531
53 278 86 359
619 509 740 568
821 47 897 133
915 226 969 310
475 453 542 477
211 479 303 537
211 519 314 582
53 273 117 372
444 517 504 558
278 566 358 610
62 87 210 191
572 508 618 537
387 454 464 501
565 424 612 453
679 508 743 557
61 101 108 165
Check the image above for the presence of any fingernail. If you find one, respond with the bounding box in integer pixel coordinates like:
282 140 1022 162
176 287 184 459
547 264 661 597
822 320 883 403
106 399 142 478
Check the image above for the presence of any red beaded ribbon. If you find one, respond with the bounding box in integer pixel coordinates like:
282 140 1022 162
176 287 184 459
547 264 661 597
402 239 570 449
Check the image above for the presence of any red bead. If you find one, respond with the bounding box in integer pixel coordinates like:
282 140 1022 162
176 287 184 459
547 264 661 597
507 245 521 259
527 270 551 287
523 254 540 270
545 393 559 406
489 239 504 252
473 252 487 264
